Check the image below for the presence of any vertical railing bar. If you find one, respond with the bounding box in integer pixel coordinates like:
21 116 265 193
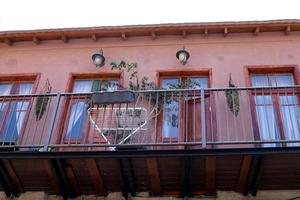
137 93 145 144
240 91 247 142
246 90 254 141
129 93 137 144
38 95 53 145
209 90 214 143
145 92 152 144
100 104 107 144
262 87 272 145
155 92 161 144
81 95 90 145
216 91 222 143
0 97 8 146
185 91 188 143
292 88 300 142
68 94 79 145
193 90 196 142
107 103 114 144
231 88 238 142
91 103 100 145
284 89 296 142
224 90 230 142
9 97 25 146
2 100 18 146
201 88 206 148
121 103 129 144
43 93 61 151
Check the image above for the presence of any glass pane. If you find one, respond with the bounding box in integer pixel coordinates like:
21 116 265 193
1 101 29 142
255 95 280 147
161 78 180 138
279 95 300 146
18 83 33 95
274 75 294 86
66 102 86 140
161 79 180 89
0 84 12 95
189 77 208 89
73 80 93 93
251 75 269 87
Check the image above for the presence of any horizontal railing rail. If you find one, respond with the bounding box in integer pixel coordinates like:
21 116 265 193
0 85 298 151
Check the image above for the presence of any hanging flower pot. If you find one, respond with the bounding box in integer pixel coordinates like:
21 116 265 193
35 79 52 121
225 73 240 117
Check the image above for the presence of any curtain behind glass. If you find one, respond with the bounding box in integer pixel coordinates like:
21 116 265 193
66 81 93 140
162 79 180 138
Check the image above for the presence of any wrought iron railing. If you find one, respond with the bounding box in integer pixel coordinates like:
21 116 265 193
0 86 299 151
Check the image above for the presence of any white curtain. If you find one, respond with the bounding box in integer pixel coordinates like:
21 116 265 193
67 81 93 138
0 84 12 121
255 96 280 147
15 84 32 135
279 95 300 146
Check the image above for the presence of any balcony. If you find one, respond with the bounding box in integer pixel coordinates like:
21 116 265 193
0 86 299 198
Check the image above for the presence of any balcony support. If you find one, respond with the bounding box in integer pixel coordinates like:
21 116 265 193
205 156 216 196
236 155 253 194
118 158 136 199
245 155 264 196
146 158 162 195
0 160 23 197
86 159 107 196
181 157 191 198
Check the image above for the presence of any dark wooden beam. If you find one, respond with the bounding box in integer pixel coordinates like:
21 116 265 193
245 155 264 196
205 156 216 196
181 157 191 198
224 27 228 37
121 32 127 40
182 30 187 38
85 159 107 196
91 34 97 41
43 159 62 194
0 160 21 197
33 37 40 45
254 27 260 36
61 35 68 43
4 38 12 46
1 160 23 194
151 31 157 40
236 155 253 194
118 159 129 199
52 159 74 198
146 158 161 195
285 25 291 35
65 164 80 196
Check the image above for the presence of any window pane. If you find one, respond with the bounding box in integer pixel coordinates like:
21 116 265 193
66 102 86 140
251 76 269 87
254 95 280 147
18 83 33 95
189 77 208 89
161 79 180 89
0 84 12 95
73 80 93 93
279 95 300 146
274 75 294 86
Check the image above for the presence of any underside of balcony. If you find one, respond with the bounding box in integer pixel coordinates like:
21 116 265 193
0 148 300 199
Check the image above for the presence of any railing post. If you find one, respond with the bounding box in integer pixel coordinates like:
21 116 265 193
201 88 206 148
43 93 61 151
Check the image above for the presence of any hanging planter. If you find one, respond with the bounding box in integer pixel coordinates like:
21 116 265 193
35 79 52 121
225 73 240 117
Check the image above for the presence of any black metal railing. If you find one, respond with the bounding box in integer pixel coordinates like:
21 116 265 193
0 86 299 151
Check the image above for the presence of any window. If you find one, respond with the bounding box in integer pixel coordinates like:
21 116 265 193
160 76 208 140
0 83 33 143
251 73 300 147
65 79 119 141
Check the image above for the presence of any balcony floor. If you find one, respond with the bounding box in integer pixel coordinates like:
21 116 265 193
0 148 300 198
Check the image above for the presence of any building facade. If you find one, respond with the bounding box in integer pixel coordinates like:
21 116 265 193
0 20 300 200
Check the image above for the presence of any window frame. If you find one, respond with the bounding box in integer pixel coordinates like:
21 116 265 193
156 69 214 144
58 72 122 145
245 65 300 146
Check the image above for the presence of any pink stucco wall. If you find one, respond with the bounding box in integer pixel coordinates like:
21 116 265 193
0 32 299 92
0 32 299 148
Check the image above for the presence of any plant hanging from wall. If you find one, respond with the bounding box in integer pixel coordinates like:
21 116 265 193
35 79 52 121
225 73 240 117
